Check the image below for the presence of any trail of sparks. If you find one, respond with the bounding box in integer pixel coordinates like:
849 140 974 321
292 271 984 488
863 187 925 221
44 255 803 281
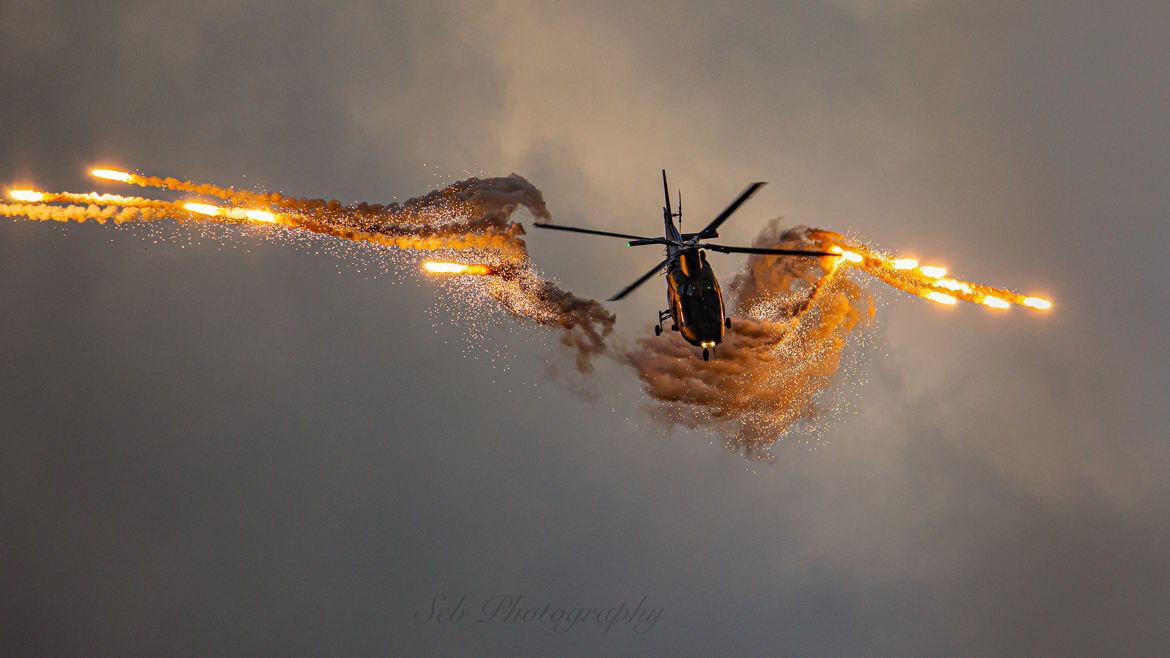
4 167 1051 458
7 181 532 261
6 168 615 376
814 231 1052 311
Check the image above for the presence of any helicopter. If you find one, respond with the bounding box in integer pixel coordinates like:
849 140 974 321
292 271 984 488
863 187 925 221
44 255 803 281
533 171 838 360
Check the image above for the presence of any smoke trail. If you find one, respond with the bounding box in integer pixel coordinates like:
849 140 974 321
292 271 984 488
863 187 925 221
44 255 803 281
7 172 615 371
619 223 874 456
0 202 171 224
127 170 551 238
116 171 546 261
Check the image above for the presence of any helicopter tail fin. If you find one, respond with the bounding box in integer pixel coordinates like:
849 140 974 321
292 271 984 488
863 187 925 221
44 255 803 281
662 170 682 241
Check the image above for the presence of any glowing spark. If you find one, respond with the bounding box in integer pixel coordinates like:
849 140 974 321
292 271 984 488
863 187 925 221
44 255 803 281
1021 296 1052 310
926 291 957 305
8 190 45 202
244 209 277 223
423 261 493 276
91 169 133 183
891 258 918 270
183 202 221 217
919 265 947 278
982 295 1010 309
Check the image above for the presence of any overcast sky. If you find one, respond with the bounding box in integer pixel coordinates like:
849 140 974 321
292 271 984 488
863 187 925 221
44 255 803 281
2 1 1169 655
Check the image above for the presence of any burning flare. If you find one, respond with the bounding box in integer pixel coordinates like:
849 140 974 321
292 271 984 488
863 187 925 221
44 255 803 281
91 169 134 183
424 261 493 275
927 291 957 305
245 209 277 223
183 202 221 216
8 189 45 202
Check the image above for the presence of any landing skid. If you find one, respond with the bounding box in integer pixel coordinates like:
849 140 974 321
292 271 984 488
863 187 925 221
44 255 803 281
654 308 676 336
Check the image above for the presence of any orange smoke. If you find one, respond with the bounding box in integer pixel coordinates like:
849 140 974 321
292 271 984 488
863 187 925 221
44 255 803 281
623 224 874 457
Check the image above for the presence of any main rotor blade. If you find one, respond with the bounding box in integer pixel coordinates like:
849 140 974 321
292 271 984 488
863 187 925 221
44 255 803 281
696 182 766 239
626 237 676 247
609 256 672 301
703 244 839 257
531 223 656 242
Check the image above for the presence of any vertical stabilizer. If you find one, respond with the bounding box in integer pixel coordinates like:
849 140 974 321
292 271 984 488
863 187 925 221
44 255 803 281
662 170 681 241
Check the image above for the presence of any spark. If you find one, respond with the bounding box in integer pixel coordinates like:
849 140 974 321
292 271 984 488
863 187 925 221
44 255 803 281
91 169 134 183
8 190 45 202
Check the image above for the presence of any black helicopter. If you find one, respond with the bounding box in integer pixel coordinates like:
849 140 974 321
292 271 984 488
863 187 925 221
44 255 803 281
533 171 838 360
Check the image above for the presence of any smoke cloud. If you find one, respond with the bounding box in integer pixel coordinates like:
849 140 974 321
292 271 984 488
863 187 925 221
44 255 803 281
11 169 1044 456
619 223 875 456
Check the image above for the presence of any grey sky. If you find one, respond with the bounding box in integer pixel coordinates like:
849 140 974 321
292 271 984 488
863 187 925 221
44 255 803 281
2 1 1168 655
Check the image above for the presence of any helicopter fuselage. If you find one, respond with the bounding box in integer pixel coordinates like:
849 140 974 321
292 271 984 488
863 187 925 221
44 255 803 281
665 250 726 348
661 212 726 348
